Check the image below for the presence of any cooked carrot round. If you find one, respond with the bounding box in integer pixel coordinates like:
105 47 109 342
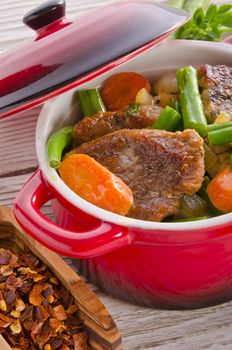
207 166 232 213
101 72 151 111
59 154 133 215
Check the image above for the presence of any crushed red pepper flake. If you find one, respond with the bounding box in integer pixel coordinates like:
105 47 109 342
53 305 67 321
0 248 90 350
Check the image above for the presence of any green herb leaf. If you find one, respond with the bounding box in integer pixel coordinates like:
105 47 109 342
175 3 232 41
193 8 205 26
126 103 140 117
205 4 217 24
217 4 232 14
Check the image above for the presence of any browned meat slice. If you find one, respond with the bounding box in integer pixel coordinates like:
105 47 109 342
73 104 162 145
72 129 204 222
198 65 232 123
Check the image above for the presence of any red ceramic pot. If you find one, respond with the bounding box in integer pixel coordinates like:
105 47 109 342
14 40 232 309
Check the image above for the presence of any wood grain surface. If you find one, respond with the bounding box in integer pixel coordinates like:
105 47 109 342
1 0 232 349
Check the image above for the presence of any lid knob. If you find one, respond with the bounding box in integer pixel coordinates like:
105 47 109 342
23 0 66 32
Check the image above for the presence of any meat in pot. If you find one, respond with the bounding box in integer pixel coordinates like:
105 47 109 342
72 129 205 222
198 65 232 123
73 105 162 145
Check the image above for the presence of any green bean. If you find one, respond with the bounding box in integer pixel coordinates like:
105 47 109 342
78 88 106 117
208 126 232 145
78 90 95 117
171 100 184 131
88 88 106 114
152 106 182 132
47 126 73 169
176 66 207 137
207 122 232 132
171 99 181 113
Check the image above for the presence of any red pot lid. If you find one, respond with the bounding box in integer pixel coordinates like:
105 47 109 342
0 0 188 119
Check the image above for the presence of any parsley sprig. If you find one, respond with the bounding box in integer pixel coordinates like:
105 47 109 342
175 4 232 41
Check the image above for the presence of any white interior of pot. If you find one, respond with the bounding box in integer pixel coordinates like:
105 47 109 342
36 40 232 231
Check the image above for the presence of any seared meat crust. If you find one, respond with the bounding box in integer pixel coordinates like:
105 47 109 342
198 65 232 123
73 105 162 145
72 129 204 222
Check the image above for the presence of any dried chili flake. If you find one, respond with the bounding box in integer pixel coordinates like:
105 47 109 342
20 305 33 323
10 310 20 319
34 305 49 322
5 286 16 305
0 289 7 312
0 249 11 265
18 267 37 275
6 274 23 289
15 299 25 312
52 305 67 321
65 315 82 329
66 305 78 315
36 319 53 350
10 319 22 334
0 248 90 350
49 318 66 334
47 337 63 349
61 345 70 350
18 254 38 267
0 265 13 276
20 279 33 293
0 299 7 312
29 283 50 306
49 277 58 285
30 320 44 339
0 312 14 328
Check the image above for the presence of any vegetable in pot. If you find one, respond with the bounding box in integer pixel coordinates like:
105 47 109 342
207 166 232 213
171 100 181 113
135 88 153 105
207 122 232 132
152 106 182 132
203 143 232 179
197 177 223 216
101 72 150 111
126 103 141 117
176 66 207 137
154 72 179 95
177 193 209 219
59 154 134 216
47 126 73 169
207 123 232 145
78 88 106 117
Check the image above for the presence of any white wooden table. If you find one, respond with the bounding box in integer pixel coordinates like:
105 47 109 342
1 1 232 349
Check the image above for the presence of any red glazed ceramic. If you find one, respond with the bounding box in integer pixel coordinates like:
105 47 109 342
0 0 187 119
14 40 232 309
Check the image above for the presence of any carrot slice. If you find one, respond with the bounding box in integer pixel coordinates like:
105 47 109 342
59 154 133 215
101 72 151 111
207 166 232 213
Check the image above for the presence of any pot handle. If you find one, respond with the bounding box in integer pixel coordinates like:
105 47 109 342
14 170 132 258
